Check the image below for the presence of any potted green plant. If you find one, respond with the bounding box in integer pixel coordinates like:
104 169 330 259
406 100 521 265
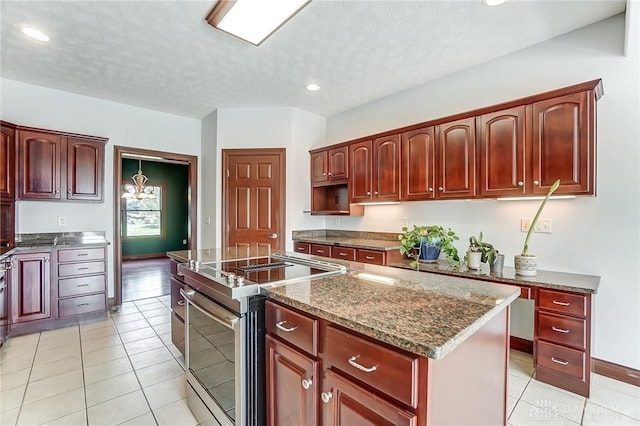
515 179 561 276
467 232 494 270
398 225 460 270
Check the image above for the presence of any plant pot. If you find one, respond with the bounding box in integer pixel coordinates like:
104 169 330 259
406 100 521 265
466 250 482 270
489 253 505 275
418 237 441 263
514 254 537 276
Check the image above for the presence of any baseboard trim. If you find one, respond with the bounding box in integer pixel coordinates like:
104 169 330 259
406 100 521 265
122 253 166 261
510 336 533 354
593 358 640 387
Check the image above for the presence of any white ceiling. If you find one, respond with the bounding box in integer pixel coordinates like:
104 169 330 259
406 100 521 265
0 0 627 119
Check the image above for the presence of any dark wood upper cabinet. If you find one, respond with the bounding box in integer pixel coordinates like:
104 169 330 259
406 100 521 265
532 91 594 196
0 201 15 253
349 140 373 203
437 117 476 199
17 128 107 202
310 146 349 184
310 151 328 184
401 127 436 201
479 106 527 197
66 137 104 201
18 130 63 200
1 123 16 200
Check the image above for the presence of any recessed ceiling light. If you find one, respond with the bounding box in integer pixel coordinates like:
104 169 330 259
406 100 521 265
306 83 320 92
483 0 507 6
21 27 50 42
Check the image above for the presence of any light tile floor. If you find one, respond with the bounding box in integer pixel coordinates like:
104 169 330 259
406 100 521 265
1 296 638 425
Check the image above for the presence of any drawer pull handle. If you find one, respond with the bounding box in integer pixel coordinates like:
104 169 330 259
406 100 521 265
338 253 348 256
77 253 89 257
177 272 184 277
552 300 570 306
365 256 375 260
275 321 297 332
297 247 305 251
179 337 185 343
77 284 89 287
301 378 313 390
321 392 333 403
177 300 185 306
77 303 90 307
348 355 377 373
551 326 570 334
78 267 90 271
316 250 325 254
551 357 569 366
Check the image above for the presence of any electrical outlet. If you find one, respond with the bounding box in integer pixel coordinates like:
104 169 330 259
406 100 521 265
183 239 187 244
205 216 211 225
57 217 66 227
334 217 341 225
520 218 531 232
535 218 552 233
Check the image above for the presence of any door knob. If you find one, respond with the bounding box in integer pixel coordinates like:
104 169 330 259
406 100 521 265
267 233 278 239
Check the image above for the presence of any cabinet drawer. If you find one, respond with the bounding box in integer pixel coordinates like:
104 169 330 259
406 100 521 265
58 274 105 298
58 293 106 318
330 246 356 261
58 247 105 263
310 244 331 257
325 325 419 408
171 313 185 356
170 277 186 320
538 289 587 317
356 249 385 265
293 242 311 254
537 312 586 350
266 301 318 356
58 261 105 277
537 341 586 380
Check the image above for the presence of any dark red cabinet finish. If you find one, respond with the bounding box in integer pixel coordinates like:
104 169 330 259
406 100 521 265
436 117 476 199
17 128 106 202
0 201 15 253
11 252 51 323
1 123 16 200
311 146 348 184
350 136 401 203
401 127 436 201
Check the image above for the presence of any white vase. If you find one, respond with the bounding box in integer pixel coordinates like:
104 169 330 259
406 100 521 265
467 250 482 270
514 254 537 276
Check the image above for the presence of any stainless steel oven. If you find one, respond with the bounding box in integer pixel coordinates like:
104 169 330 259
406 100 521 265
177 253 345 426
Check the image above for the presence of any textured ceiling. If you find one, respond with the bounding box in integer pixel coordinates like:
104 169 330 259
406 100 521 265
0 0 626 119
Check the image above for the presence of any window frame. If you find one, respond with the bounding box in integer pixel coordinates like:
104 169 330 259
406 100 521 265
122 182 167 240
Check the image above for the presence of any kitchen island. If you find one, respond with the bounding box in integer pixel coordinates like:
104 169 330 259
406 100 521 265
168 248 519 425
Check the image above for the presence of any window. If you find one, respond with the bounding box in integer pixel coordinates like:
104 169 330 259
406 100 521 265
123 185 165 238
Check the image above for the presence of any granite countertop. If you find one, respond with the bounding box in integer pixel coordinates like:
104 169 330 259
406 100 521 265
390 259 600 294
292 229 401 251
167 247 274 263
14 232 110 250
264 258 519 359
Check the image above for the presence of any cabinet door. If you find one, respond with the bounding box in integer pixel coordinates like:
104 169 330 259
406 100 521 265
1 124 16 200
401 127 436 201
328 146 348 180
532 91 594 195
266 335 319 426
479 106 527 197
11 252 51 323
349 140 373 203
322 369 417 426
310 151 328 184
66 137 104 201
18 131 62 200
373 135 401 202
437 117 476 199
0 201 15 252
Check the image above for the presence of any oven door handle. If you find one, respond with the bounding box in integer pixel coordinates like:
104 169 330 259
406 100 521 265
180 288 239 329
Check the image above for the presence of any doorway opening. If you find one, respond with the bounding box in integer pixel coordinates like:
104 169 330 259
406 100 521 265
113 146 198 306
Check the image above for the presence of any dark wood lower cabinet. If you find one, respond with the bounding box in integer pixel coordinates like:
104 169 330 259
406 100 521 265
322 369 417 426
266 335 319 426
11 252 51 323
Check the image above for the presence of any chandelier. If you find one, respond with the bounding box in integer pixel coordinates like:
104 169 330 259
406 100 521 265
122 159 155 199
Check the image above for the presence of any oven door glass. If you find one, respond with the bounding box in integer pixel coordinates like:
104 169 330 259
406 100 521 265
183 289 244 425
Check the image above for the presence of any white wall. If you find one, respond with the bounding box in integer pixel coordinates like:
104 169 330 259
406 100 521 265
201 110 218 249
213 107 326 250
321 12 640 369
1 79 202 297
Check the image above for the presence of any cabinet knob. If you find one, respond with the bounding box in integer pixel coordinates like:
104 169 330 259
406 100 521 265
68 190 72 194
374 191 378 195
438 186 443 191
533 180 540 186
322 173 326 176
366 191 371 195
301 378 313 390
517 181 524 187
427 187 433 192
55 190 60 194
321 392 333 403
328 172 332 176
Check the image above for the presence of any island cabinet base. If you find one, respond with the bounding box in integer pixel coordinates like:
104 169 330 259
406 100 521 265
266 300 511 426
